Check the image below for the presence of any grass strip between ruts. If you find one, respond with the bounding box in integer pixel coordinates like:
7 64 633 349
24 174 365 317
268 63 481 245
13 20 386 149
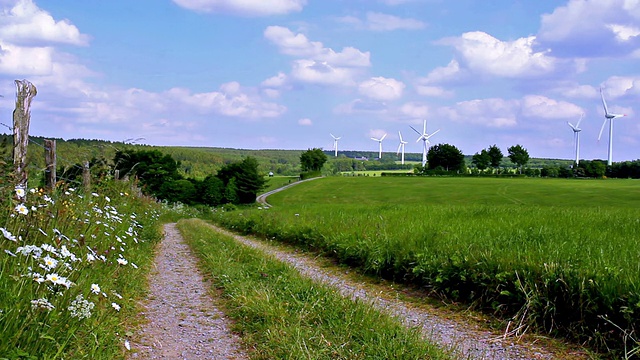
177 218 451 360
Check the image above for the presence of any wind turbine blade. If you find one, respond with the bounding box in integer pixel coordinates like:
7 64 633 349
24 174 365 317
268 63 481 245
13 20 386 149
598 119 607 141
409 125 422 136
380 133 387 141
576 114 584 128
397 143 402 155
398 131 403 142
423 120 427 134
425 129 441 139
568 122 576 131
600 88 610 116
371 137 378 141
330 133 335 139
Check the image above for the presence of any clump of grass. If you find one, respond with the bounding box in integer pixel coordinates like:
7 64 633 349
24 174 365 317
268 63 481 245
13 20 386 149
0 180 163 359
178 218 450 360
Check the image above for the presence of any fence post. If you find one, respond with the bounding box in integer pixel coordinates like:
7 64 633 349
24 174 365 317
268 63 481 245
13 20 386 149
12 79 37 188
44 139 56 190
83 160 90 191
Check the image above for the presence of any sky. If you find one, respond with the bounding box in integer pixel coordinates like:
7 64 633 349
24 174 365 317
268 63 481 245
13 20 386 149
0 0 639 162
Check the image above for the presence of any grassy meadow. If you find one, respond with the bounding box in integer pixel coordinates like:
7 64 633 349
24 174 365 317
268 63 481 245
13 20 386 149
213 176 640 355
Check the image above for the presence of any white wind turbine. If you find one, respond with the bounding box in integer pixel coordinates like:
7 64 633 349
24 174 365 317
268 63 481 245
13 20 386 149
330 133 341 157
567 114 583 165
598 87 627 166
410 120 440 167
371 133 387 159
396 131 408 165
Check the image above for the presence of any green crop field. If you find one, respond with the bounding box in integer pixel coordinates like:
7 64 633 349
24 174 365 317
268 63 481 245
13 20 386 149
214 176 640 356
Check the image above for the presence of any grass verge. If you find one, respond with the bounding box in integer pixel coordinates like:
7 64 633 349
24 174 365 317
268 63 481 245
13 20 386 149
178 218 451 360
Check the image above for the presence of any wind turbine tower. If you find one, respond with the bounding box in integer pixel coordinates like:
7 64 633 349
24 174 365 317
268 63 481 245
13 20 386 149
567 114 583 165
410 120 440 167
598 87 627 166
371 133 387 159
330 133 341 157
397 131 408 165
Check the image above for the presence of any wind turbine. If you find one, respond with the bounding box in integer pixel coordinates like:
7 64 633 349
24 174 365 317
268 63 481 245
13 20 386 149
410 120 440 167
330 133 341 157
396 131 408 165
598 87 627 166
371 133 387 159
567 114 583 165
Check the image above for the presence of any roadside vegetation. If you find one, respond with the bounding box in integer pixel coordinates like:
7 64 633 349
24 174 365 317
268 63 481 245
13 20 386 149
210 176 640 357
0 180 164 359
178 218 451 360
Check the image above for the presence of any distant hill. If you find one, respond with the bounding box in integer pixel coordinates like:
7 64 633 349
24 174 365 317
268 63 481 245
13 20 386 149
0 134 575 180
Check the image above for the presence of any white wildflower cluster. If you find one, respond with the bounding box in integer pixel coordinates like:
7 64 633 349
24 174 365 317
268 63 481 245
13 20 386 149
67 294 95 319
31 298 55 311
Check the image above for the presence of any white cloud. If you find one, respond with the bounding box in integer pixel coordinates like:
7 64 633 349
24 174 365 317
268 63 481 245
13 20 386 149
520 95 584 119
602 75 640 97
441 98 520 127
358 76 405 101
419 60 463 85
337 12 426 31
0 0 89 46
264 26 370 67
553 84 598 99
0 41 53 75
298 118 312 126
291 60 358 86
172 0 306 16
399 102 429 118
334 99 388 114
415 85 454 98
537 0 640 57
368 129 387 139
442 31 556 78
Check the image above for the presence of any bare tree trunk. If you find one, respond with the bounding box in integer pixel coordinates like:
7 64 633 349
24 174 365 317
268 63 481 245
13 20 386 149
44 139 56 190
12 80 37 188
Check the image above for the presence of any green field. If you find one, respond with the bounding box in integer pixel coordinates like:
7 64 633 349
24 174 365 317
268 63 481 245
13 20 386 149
214 176 640 356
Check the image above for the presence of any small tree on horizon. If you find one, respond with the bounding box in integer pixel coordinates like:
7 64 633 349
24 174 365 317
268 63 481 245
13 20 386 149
507 144 530 174
487 144 503 170
300 148 328 172
471 149 491 171
427 143 465 172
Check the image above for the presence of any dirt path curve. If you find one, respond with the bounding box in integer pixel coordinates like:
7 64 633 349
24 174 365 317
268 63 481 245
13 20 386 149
256 177 321 208
207 223 585 360
128 223 247 360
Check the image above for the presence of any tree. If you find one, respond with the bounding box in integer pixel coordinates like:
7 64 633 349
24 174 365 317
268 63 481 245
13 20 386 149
113 149 182 196
300 148 328 172
507 145 530 174
487 144 503 169
426 143 465 172
217 157 266 204
199 175 225 206
471 149 491 171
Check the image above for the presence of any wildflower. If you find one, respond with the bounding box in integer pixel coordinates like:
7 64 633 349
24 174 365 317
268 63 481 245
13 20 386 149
86 253 95 262
33 273 45 284
41 244 57 254
124 340 131 351
42 255 58 270
68 295 94 319
90 283 101 294
111 302 121 311
15 186 25 199
4 249 17 257
131 263 138 269
117 257 128 266
31 298 55 311
16 245 43 258
43 195 54 204
46 273 71 288
111 291 123 299
1 228 16 242
29 188 36 194
15 204 28 215
91 192 99 197
105 196 110 202
38 228 48 236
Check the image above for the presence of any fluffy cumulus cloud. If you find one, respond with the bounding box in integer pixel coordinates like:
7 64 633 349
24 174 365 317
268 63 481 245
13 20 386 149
358 76 405 101
537 0 640 57
520 95 584 119
441 98 520 128
415 85 454 98
172 0 306 16
602 75 640 97
291 60 359 86
336 12 426 31
442 31 556 78
419 60 465 85
0 0 89 46
264 26 370 67
399 102 429 119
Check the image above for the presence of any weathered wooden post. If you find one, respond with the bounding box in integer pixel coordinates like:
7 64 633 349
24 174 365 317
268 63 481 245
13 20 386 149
82 160 90 191
12 79 37 187
44 139 56 190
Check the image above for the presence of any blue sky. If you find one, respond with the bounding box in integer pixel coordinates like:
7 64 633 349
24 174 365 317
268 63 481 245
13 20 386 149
0 0 638 162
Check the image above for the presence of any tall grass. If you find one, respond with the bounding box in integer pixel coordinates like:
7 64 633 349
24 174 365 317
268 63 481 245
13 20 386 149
0 180 163 359
211 176 640 355
178 218 450 359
